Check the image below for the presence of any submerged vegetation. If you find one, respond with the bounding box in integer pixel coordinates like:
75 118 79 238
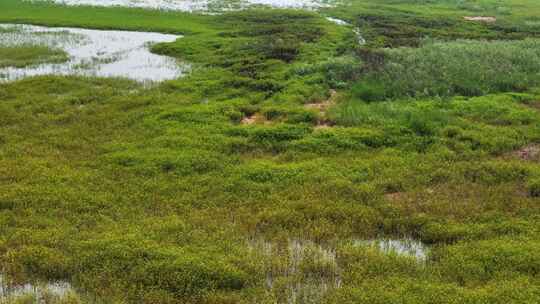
1 0 540 303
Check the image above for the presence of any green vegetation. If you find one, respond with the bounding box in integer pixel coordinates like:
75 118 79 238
1 0 540 303
325 0 540 47
0 45 68 68
354 39 540 99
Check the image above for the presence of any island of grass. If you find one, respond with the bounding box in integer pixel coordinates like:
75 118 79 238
0 45 68 68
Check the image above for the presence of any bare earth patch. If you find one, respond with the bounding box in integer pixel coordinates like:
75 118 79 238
305 89 338 129
314 124 332 130
240 90 338 127
241 114 257 125
513 144 540 161
384 192 407 201
305 89 337 113
464 16 497 23
241 113 269 125
522 100 540 110
305 101 330 111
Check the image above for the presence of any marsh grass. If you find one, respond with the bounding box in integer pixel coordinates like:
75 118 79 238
1 0 540 303
360 39 540 100
0 274 81 304
248 238 341 304
4 74 540 302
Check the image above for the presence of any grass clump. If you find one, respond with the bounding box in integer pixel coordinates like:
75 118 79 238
350 80 386 102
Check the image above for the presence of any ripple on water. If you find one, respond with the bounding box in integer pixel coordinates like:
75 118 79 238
0 24 188 83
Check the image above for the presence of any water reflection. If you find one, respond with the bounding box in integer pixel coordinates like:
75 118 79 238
0 24 187 83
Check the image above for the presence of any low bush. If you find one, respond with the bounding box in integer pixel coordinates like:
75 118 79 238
527 178 540 197
350 80 386 102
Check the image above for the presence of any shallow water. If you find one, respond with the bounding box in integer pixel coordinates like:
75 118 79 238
0 274 74 302
354 238 428 261
0 24 187 83
248 238 341 304
353 28 366 45
325 17 349 26
248 237 426 303
28 0 331 11
325 17 366 45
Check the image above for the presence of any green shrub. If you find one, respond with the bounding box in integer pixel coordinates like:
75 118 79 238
285 110 319 124
153 151 225 175
250 124 310 143
435 239 540 284
5 245 71 280
223 108 244 123
350 80 386 102
294 56 361 88
462 162 528 185
143 258 248 297
527 178 540 197
242 162 303 184
441 126 462 138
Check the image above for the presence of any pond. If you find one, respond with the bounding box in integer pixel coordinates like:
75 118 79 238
0 24 188 83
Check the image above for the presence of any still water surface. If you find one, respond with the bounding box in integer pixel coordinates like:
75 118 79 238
0 24 187 83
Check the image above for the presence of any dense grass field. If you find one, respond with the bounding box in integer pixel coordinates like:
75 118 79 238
1 0 540 303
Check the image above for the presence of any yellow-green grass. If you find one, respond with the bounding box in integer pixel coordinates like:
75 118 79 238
1 0 540 303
